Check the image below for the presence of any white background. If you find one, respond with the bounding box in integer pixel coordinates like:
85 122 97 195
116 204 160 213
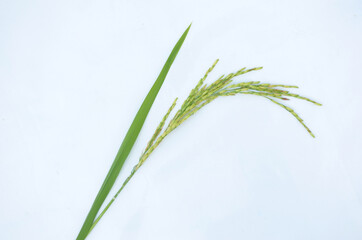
1 0 362 239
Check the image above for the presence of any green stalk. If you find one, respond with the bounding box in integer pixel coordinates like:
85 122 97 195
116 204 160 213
76 24 191 240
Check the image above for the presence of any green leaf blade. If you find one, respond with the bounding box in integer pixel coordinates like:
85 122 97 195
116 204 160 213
76 24 191 240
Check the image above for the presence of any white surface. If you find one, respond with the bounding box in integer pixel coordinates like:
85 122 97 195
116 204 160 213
1 0 362 239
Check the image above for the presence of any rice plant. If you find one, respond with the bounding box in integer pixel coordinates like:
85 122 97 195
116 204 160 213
87 59 321 235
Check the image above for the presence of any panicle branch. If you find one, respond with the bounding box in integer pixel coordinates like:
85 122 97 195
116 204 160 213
141 59 321 164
